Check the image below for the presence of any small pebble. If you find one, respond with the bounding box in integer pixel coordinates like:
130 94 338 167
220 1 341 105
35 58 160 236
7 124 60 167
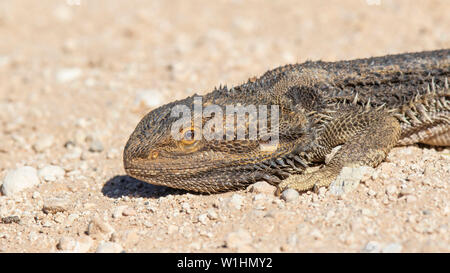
253 193 267 202
133 89 165 109
43 198 69 214
86 217 115 240
38 165 65 182
198 214 208 224
1 166 40 196
56 68 82 83
385 185 398 196
399 187 414 197
89 139 104 153
112 206 127 219
64 147 82 159
32 191 41 199
248 182 276 194
367 189 377 197
122 207 137 216
382 243 403 253
66 213 79 226
362 241 381 253
281 188 299 202
228 194 244 210
76 236 93 253
206 209 218 220
225 229 252 249
57 236 77 251
54 214 66 224
406 195 418 203
106 148 119 159
41 220 53 227
95 242 123 253
33 135 54 153
1 216 20 224
111 229 139 245
181 202 191 214
310 229 324 240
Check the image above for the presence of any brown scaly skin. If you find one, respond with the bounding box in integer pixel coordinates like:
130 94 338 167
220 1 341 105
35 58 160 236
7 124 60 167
124 49 450 194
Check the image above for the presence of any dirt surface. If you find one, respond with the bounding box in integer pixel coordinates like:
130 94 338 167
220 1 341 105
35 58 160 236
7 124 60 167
0 0 449 253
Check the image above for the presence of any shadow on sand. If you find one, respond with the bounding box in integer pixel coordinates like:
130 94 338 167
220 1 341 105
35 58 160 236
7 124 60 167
101 175 188 199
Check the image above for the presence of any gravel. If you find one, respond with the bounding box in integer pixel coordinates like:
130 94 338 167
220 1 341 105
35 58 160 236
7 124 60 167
0 0 448 253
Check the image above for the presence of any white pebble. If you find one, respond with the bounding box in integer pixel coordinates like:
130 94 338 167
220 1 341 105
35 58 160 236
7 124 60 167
225 229 252 249
248 181 276 194
1 166 40 196
43 198 69 214
86 217 115 240
362 241 381 253
181 202 191 214
106 148 119 159
309 229 324 240
134 89 165 109
198 214 208 224
64 147 83 160
122 207 137 216
207 209 218 220
112 206 127 219
33 135 54 153
56 68 82 83
57 236 77 251
38 165 65 182
228 194 244 210
386 185 398 196
32 191 41 199
95 242 123 253
382 243 403 253
89 139 104 153
281 189 299 202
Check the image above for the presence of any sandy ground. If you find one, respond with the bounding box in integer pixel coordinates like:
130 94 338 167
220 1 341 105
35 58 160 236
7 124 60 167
0 0 449 253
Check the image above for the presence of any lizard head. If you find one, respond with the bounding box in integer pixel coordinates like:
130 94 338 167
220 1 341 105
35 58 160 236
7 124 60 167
123 86 313 193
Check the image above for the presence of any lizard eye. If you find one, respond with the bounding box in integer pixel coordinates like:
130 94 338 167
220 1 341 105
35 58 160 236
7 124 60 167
180 128 196 145
177 127 203 153
148 150 159 160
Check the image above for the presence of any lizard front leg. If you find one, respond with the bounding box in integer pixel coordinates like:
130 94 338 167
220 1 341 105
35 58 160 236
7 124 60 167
277 111 401 193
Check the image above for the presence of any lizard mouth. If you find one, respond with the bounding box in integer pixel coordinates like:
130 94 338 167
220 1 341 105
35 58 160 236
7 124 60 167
122 144 310 193
123 150 290 193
